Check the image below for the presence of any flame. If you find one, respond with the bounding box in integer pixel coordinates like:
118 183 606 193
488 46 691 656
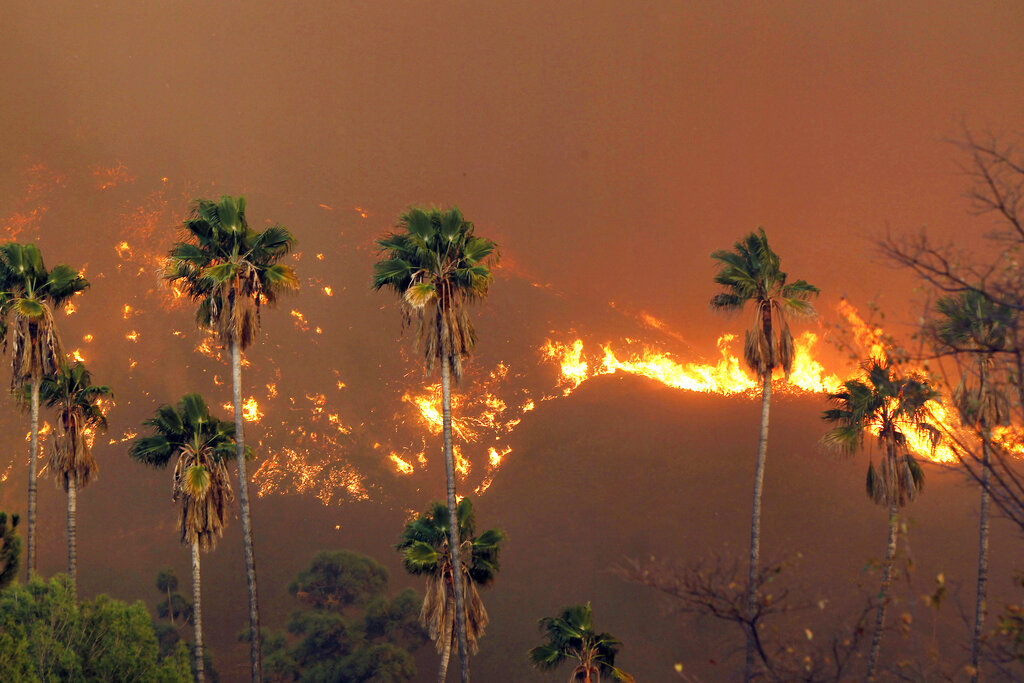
541 339 589 394
71 349 85 362
126 330 139 342
389 453 414 474
323 286 332 296
837 299 887 361
221 398 262 423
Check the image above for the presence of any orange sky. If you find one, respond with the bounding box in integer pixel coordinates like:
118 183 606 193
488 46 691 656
3 2 1023 341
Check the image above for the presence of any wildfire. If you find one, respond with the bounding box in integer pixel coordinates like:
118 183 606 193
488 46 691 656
221 398 262 423
389 453 414 474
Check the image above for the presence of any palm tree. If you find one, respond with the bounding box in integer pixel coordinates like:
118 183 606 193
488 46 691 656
822 358 940 680
709 228 818 680
130 393 238 683
165 195 298 681
0 242 88 577
529 603 635 683
374 206 498 683
156 569 191 627
933 290 1012 682
38 361 111 595
396 498 505 682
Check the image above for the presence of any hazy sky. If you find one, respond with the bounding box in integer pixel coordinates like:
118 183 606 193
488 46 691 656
4 1 1023 334
1 3 1023 680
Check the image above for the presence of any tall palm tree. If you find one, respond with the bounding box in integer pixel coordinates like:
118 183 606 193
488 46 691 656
529 603 635 683
0 242 88 576
374 206 497 683
38 361 111 595
709 228 818 680
165 195 298 681
933 290 1012 682
396 498 505 683
130 393 237 683
822 359 940 680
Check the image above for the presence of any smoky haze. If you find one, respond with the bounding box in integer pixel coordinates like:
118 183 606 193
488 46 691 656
1 1 1023 680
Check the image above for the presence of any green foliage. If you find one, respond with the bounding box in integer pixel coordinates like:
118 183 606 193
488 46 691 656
39 361 111 492
529 602 634 683
289 551 388 611
373 206 498 380
395 499 506 656
130 393 237 550
0 512 20 591
0 575 194 682
0 243 89 386
165 195 298 350
709 228 818 379
261 551 428 683
822 358 940 509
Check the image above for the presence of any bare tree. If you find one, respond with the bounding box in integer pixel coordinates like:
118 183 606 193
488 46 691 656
880 128 1024 532
880 127 1024 681
618 556 872 682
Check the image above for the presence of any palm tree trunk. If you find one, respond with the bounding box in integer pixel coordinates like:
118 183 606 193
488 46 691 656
231 339 262 682
744 371 772 682
970 434 991 683
440 347 470 683
27 376 40 577
67 475 77 595
866 501 899 680
192 540 205 683
437 610 455 683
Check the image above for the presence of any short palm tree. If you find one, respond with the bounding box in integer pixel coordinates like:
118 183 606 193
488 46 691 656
933 290 1012 682
709 228 818 680
0 242 88 576
38 361 111 595
529 603 634 683
374 206 497 683
156 569 191 627
396 498 505 683
130 393 238 683
165 195 297 681
822 358 940 680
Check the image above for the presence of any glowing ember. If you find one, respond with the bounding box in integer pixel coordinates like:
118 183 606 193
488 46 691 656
126 330 139 342
323 286 332 296
290 310 310 331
